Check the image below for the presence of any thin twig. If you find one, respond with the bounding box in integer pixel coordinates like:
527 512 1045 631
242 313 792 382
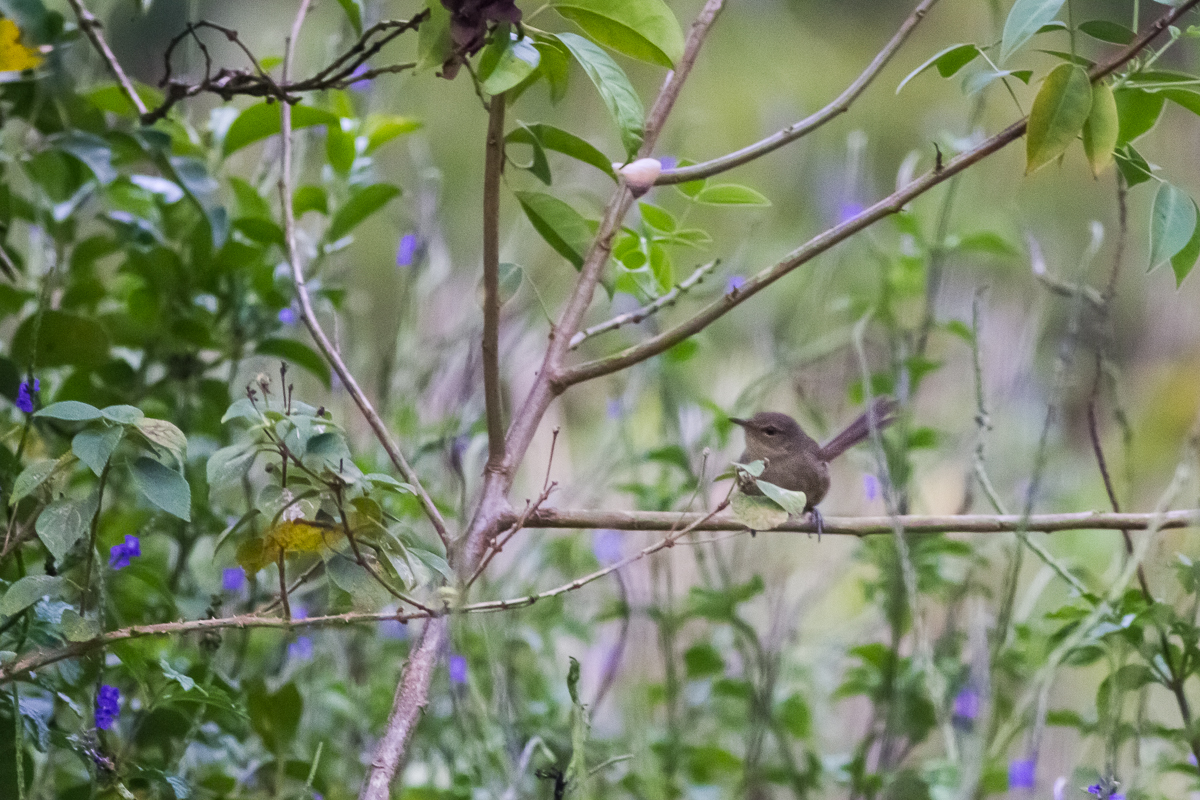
276 4 451 551
559 0 1200 388
568 260 719 350
482 92 507 467
65 0 147 116
465 481 558 590
654 0 940 185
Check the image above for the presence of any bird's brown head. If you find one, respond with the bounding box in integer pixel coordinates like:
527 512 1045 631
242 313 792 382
730 411 808 462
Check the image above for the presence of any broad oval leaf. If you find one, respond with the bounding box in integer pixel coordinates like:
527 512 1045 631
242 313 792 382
1000 0 1066 63
693 184 771 206
72 424 124 476
101 405 145 425
255 337 332 389
756 480 808 516
363 114 422 154
479 32 541 95
1114 88 1165 145
327 183 401 242
555 32 645 159
1149 182 1197 273
223 103 340 157
1078 19 1135 44
1025 63 1092 175
1170 199 1200 287
11 458 61 505
551 0 684 67
0 575 64 617
131 456 192 521
12 311 110 368
731 491 788 531
134 417 188 465
513 190 594 268
896 43 981 93
35 401 103 422
1082 82 1118 177
36 494 99 562
506 122 616 178
334 0 363 35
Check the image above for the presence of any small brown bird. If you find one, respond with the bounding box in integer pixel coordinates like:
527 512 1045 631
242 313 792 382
731 397 898 530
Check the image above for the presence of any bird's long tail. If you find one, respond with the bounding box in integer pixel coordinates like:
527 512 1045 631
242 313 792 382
818 396 898 462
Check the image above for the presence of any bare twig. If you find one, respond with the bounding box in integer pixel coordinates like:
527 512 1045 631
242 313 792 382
643 0 728 146
654 0 940 186
560 0 1200 388
568 260 719 350
276 5 451 551
482 93 507 467
465 481 558 589
65 0 147 116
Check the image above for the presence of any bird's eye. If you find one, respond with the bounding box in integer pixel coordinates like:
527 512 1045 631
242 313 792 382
763 426 777 435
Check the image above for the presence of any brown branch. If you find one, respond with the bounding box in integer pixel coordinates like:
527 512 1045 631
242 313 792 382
654 0 939 185
276 6 451 551
643 0 728 147
465 481 557 590
559 0 1200 388
510 508 1200 536
482 93 507 468
66 0 148 116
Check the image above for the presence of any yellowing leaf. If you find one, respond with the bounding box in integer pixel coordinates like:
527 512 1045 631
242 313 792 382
236 520 339 572
0 19 42 72
1025 63 1091 175
1082 82 1118 177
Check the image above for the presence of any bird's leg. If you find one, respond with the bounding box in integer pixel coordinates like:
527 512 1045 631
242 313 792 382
809 508 824 542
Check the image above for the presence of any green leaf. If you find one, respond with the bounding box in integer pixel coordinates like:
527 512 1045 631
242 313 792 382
36 493 99 562
167 155 230 248
50 131 118 185
11 458 61 505
1170 200 1200 287
551 0 684 67
255 337 332 388
333 0 363 35
961 67 1032 96
327 183 401 241
730 491 788 531
0 575 63 617
1025 63 1092 174
134 418 188 466
221 398 262 424
207 444 256 493
246 679 303 752
293 185 328 216
507 122 552 184
777 694 812 738
11 310 110 368
1000 0 1066 62
756 480 808 516
683 643 724 677
1160 88 1200 116
1114 144 1153 187
693 183 771 206
896 43 981 93
639 202 676 232
325 120 357 176
86 82 165 117
130 456 192 521
101 405 145 425
505 122 616 178
555 32 645 158
1082 81 1118 176
534 37 571 102
223 103 340 157
60 609 100 642
1149 182 1197 272
35 401 102 422
513 190 594 268
1114 88 1165 145
363 114 422 153
479 31 541 95
72 424 124 476
1079 19 1135 44
416 1 453 73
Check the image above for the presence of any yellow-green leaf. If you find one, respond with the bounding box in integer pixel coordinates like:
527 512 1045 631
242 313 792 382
552 0 684 67
1082 82 1118 177
1025 64 1092 175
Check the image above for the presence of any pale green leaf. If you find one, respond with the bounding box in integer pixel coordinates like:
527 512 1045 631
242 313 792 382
131 457 192 521
1149 182 1197 272
551 0 684 67
555 32 645 158
1001 0 1066 62
1082 81 1119 176
1025 63 1092 174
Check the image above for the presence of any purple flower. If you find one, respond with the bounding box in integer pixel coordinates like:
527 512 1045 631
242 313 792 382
379 618 408 640
222 567 245 593
592 529 623 566
725 275 745 295
288 636 314 661
1087 785 1102 796
16 378 38 413
95 685 120 730
606 399 622 420
1009 759 1035 789
657 156 678 171
952 688 979 719
448 653 467 684
291 605 308 621
396 233 419 267
837 201 865 224
278 308 297 325
108 535 140 570
347 62 372 91
863 474 880 502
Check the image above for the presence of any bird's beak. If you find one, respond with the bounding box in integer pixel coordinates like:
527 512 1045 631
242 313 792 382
729 417 749 427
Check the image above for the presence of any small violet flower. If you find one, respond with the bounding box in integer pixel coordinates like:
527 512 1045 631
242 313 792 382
396 233 419 267
863 474 880 502
1009 759 1035 790
222 567 246 593
725 275 745 295
347 62 372 91
657 155 678 171
95 685 120 730
108 535 140 570
448 654 468 684
592 529 623 566
837 201 865 224
278 308 297 325
606 399 622 420
288 636 314 661
952 688 979 720
15 378 38 413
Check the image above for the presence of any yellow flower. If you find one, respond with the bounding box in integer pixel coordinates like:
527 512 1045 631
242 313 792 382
0 18 42 73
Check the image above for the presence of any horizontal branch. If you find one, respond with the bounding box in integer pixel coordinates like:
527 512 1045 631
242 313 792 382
510 508 1200 536
558 0 1199 388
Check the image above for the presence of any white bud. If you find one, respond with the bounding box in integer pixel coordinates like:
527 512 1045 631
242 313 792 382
614 157 662 197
